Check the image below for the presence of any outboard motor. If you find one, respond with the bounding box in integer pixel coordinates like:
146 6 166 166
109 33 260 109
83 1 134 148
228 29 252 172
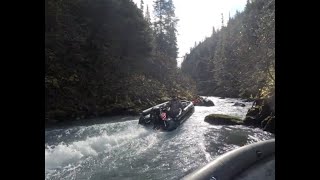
139 107 161 125
151 107 161 119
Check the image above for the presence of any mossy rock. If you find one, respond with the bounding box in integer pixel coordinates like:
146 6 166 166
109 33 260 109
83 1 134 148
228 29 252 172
204 114 243 125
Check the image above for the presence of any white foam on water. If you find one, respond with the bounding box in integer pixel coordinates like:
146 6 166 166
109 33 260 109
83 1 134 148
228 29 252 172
45 96 273 180
45 143 84 171
45 120 150 171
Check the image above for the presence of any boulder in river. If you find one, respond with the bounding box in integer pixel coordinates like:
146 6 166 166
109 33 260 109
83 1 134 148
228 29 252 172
193 96 215 106
233 102 246 107
242 98 255 102
204 114 243 125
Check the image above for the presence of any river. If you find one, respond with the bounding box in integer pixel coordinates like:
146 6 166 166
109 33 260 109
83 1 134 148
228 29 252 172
45 96 274 180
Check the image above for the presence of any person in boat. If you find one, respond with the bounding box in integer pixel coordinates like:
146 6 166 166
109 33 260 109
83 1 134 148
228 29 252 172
151 107 163 130
192 95 202 105
165 96 183 119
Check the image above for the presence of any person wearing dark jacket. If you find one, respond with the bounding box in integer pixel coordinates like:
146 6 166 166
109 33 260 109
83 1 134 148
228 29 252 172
166 96 183 118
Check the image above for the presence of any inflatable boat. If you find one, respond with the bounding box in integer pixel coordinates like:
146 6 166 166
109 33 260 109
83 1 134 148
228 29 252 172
182 139 275 180
138 100 194 131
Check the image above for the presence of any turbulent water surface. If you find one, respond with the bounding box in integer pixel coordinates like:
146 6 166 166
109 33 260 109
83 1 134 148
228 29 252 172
45 96 274 180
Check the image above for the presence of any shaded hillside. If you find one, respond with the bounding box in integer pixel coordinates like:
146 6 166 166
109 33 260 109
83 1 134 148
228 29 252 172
45 0 196 123
181 0 274 100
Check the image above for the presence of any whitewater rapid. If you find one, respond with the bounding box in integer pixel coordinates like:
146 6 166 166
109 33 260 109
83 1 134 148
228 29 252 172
45 96 274 180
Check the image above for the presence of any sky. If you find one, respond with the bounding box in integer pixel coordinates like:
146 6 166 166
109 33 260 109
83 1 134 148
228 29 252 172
132 0 247 67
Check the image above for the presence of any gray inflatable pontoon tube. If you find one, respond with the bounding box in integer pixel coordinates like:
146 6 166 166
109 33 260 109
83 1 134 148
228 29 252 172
182 139 275 180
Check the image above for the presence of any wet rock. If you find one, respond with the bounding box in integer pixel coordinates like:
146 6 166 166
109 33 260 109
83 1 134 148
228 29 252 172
244 116 261 126
246 107 260 117
262 116 275 134
193 97 215 106
204 114 243 125
243 98 275 134
233 102 246 107
202 99 215 106
242 98 255 102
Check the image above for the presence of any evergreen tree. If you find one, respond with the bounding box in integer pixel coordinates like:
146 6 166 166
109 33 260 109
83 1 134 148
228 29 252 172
153 0 178 64
145 5 151 25
140 0 144 13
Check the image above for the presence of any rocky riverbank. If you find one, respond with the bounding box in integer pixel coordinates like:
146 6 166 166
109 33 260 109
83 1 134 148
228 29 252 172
204 97 275 134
